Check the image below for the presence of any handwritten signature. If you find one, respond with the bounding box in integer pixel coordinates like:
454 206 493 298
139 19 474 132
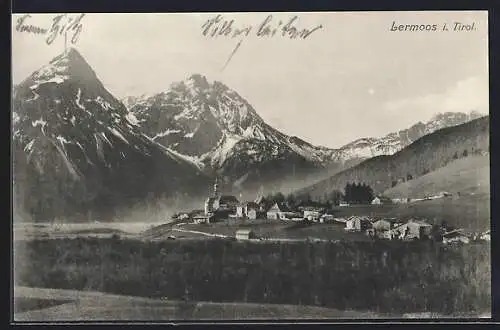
202 14 323 40
201 14 323 71
15 14 85 45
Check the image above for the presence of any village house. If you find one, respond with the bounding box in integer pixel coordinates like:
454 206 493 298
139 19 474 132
443 229 470 244
302 207 325 222
236 201 260 219
371 195 393 205
172 212 190 222
254 195 270 212
391 198 410 204
391 219 433 240
480 230 491 241
235 229 256 241
339 201 350 207
333 217 348 224
366 228 395 240
193 213 214 224
345 216 372 232
266 202 299 220
367 219 395 238
320 214 334 223
372 219 392 231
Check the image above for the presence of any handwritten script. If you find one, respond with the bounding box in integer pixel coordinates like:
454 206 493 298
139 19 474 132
201 14 324 70
15 14 85 46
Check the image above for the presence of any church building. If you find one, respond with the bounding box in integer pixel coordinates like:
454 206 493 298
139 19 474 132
204 178 240 219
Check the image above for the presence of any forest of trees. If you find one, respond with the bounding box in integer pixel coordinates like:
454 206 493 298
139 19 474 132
343 183 374 204
15 238 491 316
263 190 343 210
264 182 375 209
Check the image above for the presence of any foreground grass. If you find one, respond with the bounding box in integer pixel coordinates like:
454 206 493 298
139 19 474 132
15 238 491 316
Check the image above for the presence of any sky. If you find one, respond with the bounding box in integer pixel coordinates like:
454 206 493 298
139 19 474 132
12 11 489 148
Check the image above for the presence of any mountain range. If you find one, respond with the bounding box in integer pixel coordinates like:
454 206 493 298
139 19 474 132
296 115 489 199
11 47 487 222
123 74 483 194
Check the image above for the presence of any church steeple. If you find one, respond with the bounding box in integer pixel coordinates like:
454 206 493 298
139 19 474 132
213 177 219 198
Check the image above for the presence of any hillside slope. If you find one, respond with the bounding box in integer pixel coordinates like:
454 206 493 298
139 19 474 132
298 116 489 198
383 155 489 199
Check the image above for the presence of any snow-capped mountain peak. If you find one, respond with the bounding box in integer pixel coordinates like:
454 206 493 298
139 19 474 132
13 49 210 222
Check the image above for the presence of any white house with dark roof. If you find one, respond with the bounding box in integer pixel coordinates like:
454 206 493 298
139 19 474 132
266 202 299 220
391 219 433 240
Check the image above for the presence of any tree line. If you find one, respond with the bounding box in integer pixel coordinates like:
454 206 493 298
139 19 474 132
16 238 491 316
263 182 375 209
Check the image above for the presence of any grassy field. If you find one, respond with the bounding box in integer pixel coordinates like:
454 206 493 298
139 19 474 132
148 219 371 242
384 155 489 199
14 237 491 317
14 286 384 321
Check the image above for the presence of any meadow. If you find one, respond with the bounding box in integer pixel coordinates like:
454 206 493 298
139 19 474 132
15 237 491 317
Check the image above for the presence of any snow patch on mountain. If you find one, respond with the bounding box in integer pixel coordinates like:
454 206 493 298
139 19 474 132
205 134 242 168
125 112 140 126
52 141 81 179
13 112 20 124
108 127 129 144
32 118 47 134
153 129 182 140
75 88 85 109
143 135 205 170
24 139 35 153
95 96 113 111
56 135 70 145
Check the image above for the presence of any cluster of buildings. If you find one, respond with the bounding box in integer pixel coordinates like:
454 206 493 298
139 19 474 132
369 192 453 206
183 179 335 224
173 180 489 246
189 179 266 224
340 215 489 244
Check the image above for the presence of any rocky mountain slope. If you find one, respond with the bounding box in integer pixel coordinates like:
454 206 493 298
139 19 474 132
12 48 210 222
124 74 484 194
296 116 489 199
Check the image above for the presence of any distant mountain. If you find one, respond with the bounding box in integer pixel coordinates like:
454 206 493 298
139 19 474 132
335 111 484 160
124 74 484 194
296 116 489 199
12 48 210 222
